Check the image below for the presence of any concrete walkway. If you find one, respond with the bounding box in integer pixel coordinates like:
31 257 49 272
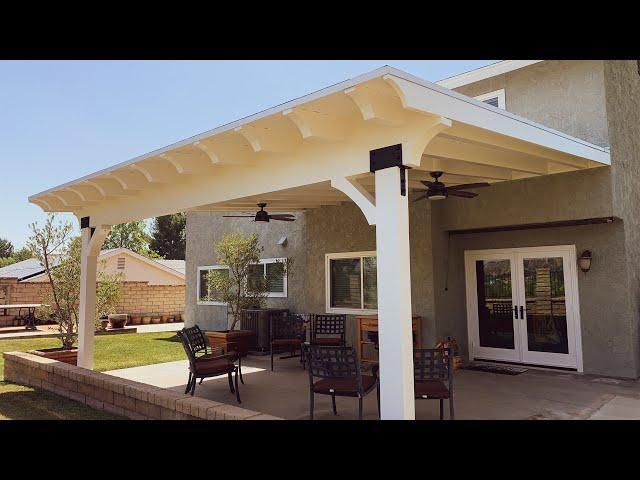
104 355 640 420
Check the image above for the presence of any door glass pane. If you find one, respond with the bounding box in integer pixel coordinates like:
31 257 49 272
523 257 569 354
362 256 377 310
330 258 361 309
475 259 514 349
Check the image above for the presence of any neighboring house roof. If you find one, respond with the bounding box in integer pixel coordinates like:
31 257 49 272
436 60 544 89
12 248 185 283
0 258 45 281
156 259 185 275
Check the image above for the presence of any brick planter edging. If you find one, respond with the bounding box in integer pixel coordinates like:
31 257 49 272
3 352 281 420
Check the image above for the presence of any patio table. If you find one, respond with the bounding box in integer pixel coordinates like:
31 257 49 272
0 304 44 331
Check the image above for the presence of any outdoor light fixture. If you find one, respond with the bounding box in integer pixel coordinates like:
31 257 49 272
277 236 288 246
578 250 592 272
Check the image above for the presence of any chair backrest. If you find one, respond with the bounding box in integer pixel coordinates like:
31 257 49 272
305 345 361 380
311 314 346 342
414 347 453 387
177 328 199 368
179 325 209 357
270 311 305 340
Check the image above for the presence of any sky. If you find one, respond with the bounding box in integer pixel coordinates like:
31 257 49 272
0 60 494 249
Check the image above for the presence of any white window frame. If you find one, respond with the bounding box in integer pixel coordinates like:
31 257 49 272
325 251 377 315
196 265 229 306
475 89 506 110
252 258 288 298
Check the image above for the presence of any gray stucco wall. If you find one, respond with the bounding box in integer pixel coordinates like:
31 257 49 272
604 60 640 378
453 60 609 147
185 211 308 331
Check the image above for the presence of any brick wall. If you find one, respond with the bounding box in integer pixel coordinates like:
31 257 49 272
3 351 280 420
0 278 185 327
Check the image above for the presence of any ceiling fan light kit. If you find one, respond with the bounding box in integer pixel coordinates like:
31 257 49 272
223 203 296 223
415 171 491 202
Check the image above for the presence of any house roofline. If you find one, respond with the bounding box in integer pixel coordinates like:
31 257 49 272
436 60 544 89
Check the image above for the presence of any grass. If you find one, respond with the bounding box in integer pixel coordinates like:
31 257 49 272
0 331 185 420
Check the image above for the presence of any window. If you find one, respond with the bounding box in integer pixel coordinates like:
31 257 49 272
475 89 506 110
247 258 288 297
325 252 377 314
197 266 229 305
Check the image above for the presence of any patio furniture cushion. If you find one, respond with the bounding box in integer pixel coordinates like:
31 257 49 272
312 375 376 396
193 357 234 376
311 337 344 346
414 380 450 399
272 338 303 346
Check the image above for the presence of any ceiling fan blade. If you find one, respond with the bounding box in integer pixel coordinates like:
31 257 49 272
446 182 490 191
413 194 429 202
269 216 295 221
420 180 436 187
447 190 478 198
222 215 255 218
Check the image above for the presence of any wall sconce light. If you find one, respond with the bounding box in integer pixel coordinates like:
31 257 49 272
277 236 288 247
578 250 592 272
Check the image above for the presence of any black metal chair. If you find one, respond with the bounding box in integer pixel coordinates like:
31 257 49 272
177 326 241 403
414 347 454 420
304 344 379 420
310 314 346 347
270 312 306 371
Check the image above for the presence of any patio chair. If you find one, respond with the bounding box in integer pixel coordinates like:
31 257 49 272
310 314 346 347
177 326 241 403
414 347 454 420
270 312 306 371
303 344 379 420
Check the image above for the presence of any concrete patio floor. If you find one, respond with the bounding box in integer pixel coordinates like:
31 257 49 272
105 355 640 420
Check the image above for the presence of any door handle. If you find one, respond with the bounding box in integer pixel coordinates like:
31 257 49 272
520 305 525 319
514 305 518 319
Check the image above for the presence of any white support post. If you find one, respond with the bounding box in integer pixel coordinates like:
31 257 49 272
374 166 415 420
78 223 110 370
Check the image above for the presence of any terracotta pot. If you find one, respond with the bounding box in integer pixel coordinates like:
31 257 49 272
130 316 142 325
205 330 254 357
29 347 78 366
108 314 128 329
167 316 175 323
160 315 169 323
151 316 161 324
100 319 110 330
141 316 151 325
174 314 182 323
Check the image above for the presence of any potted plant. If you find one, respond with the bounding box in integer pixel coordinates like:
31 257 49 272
204 232 292 356
26 214 121 365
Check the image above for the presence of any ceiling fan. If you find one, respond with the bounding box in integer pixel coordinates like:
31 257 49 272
223 203 295 222
414 171 490 201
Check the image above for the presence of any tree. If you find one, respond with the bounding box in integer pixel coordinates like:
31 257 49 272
206 232 291 331
103 221 160 259
28 214 122 349
0 237 14 258
149 213 185 260
0 246 36 268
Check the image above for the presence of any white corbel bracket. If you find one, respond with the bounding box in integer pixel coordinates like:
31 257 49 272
330 177 376 225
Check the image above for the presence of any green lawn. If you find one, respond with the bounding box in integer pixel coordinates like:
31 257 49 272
0 331 185 420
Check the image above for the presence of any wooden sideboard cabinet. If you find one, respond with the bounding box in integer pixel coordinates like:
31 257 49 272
355 315 422 366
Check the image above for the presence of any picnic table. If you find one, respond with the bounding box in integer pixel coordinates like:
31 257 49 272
0 304 44 331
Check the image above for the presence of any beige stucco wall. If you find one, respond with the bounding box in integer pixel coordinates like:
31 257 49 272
453 60 609 147
98 253 184 286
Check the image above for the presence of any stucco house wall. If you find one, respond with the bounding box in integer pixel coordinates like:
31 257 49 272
184 60 640 378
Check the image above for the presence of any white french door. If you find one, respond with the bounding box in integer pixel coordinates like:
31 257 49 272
464 245 583 371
